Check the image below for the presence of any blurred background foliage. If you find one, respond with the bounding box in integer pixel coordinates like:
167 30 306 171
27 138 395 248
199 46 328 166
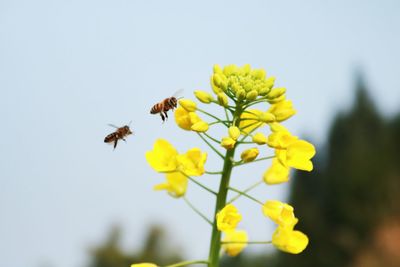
87 75 400 267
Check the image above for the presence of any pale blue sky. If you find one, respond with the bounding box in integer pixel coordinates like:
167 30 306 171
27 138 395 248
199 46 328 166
1 1 400 267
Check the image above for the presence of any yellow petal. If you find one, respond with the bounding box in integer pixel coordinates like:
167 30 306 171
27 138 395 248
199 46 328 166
239 109 264 134
145 139 178 172
131 263 158 267
222 229 248 256
216 204 242 232
268 100 296 122
263 158 290 185
286 140 316 171
252 132 268 145
272 227 309 254
154 172 188 198
174 106 192 131
179 99 197 112
177 148 207 176
262 200 298 228
191 121 209 132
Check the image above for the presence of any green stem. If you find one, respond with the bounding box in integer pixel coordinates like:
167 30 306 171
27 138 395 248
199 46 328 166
165 260 209 267
221 241 272 245
228 186 263 205
234 155 275 166
180 171 217 195
197 133 224 159
183 196 212 225
203 133 221 144
205 171 223 175
228 180 263 203
208 105 243 267
198 108 229 127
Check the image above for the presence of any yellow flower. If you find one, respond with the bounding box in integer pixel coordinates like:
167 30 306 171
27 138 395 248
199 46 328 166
145 139 178 172
272 227 309 254
252 132 268 145
239 109 264 134
276 140 316 171
221 137 236 150
263 158 290 185
131 263 158 267
191 121 209 132
222 229 248 256
179 99 197 112
268 100 296 122
154 172 188 198
177 148 207 176
194 90 214 103
267 130 298 149
228 126 241 140
262 200 298 228
240 147 259 162
174 106 204 131
216 204 242 232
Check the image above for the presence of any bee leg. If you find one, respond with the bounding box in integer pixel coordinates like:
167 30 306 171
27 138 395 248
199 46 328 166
164 111 169 120
160 113 165 122
122 138 127 142
113 139 118 149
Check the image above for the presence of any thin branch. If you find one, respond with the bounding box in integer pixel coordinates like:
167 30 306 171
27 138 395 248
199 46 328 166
228 180 263 203
197 133 224 159
183 196 212 225
228 186 263 205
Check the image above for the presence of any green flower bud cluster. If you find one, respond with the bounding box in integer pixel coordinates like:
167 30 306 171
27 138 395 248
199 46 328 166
210 64 286 104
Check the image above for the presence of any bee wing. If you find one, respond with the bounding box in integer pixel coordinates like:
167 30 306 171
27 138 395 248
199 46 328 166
108 124 119 129
173 89 184 99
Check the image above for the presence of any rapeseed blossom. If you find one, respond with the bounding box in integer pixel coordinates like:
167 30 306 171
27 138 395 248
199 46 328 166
142 64 316 267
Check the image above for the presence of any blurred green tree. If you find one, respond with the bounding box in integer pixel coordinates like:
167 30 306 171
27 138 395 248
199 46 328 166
275 75 400 267
87 225 182 267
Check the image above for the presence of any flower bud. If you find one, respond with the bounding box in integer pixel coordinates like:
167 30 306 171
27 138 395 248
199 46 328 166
267 94 286 104
179 99 197 112
252 132 268 145
251 69 266 80
217 92 228 107
268 87 286 99
236 89 246 101
265 76 276 89
221 137 236 149
240 147 259 162
246 90 258 101
191 121 209 132
258 112 275 123
194 90 214 103
228 126 241 140
269 100 296 122
211 76 223 94
213 64 223 74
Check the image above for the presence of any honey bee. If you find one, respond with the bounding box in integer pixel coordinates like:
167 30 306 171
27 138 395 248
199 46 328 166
104 123 133 149
150 90 183 122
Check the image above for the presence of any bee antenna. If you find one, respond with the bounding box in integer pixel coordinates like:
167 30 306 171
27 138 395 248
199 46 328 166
128 120 132 126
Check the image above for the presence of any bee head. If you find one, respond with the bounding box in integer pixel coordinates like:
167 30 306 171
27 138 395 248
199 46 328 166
124 125 133 135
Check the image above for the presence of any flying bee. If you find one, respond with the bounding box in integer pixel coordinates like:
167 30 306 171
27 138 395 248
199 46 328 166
150 90 183 122
104 122 133 149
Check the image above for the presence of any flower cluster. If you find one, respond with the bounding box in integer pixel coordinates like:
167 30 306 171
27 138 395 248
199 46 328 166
142 64 316 267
